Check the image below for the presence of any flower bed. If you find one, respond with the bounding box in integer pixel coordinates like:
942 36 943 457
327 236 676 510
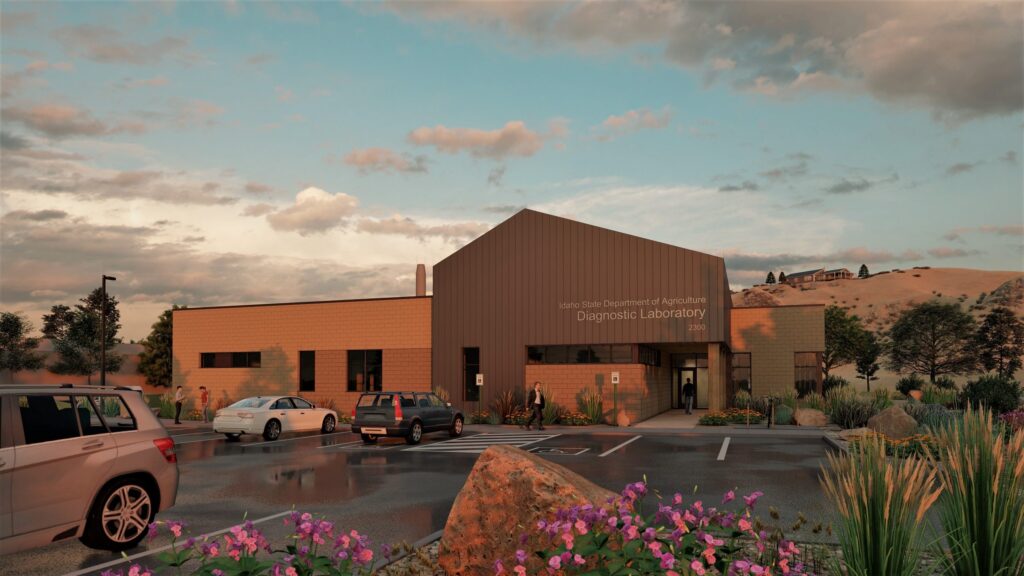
699 409 765 426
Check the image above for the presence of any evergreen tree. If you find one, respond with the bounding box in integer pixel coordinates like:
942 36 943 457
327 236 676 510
824 305 865 377
973 306 1024 377
48 288 123 385
854 330 882 392
858 264 869 278
0 312 45 382
138 305 184 388
887 301 977 383
765 271 776 285
778 271 787 283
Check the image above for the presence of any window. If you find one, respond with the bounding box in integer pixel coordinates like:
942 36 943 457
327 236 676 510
638 346 661 367
272 398 295 410
525 345 636 365
794 352 821 397
464 347 480 401
92 395 137 432
229 398 271 409
671 353 708 368
292 398 313 409
74 396 107 436
18 395 80 445
299 351 315 392
429 394 446 408
732 353 752 394
348 350 383 392
200 352 260 368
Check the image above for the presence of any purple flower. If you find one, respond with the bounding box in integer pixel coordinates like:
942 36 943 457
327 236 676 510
382 543 392 561
723 490 736 504
494 559 505 574
146 523 158 541
515 549 527 564
743 491 764 507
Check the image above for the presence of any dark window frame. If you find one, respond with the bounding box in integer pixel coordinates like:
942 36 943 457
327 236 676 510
200 351 261 368
347 350 383 392
299 351 316 392
732 352 752 394
525 344 636 365
463 347 480 402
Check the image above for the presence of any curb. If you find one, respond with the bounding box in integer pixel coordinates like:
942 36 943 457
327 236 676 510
823 433 848 454
372 529 444 570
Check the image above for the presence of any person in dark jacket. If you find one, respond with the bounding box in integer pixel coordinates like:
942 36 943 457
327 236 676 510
682 378 695 414
523 381 546 431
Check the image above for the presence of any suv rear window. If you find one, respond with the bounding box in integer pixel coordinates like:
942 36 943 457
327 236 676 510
91 395 138 432
357 394 413 408
18 395 80 445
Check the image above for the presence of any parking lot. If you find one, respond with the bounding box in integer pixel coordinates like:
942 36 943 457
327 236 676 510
3 426 837 576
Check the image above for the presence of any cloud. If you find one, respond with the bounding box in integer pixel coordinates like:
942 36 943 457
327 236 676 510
4 209 69 221
718 180 758 193
1 11 36 34
0 131 31 150
597 107 672 140
245 52 275 68
759 154 810 181
117 76 169 89
1000 150 1018 165
275 86 293 102
356 215 490 243
244 181 274 195
242 203 277 217
343 147 428 174
825 178 872 194
2 103 145 138
487 165 506 187
53 25 195 65
387 1 1022 119
945 161 979 176
943 225 1024 242
407 120 545 159
1 60 74 98
265 187 359 235
927 247 979 259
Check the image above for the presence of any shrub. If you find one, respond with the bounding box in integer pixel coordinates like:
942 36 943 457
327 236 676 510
825 388 877 429
933 375 957 390
921 384 960 407
560 411 592 426
961 374 1022 414
820 434 941 576
501 481 813 575
903 402 956 431
799 392 826 412
774 404 794 425
577 387 604 424
930 406 1024 576
822 374 849 394
698 411 730 426
506 406 531 426
1000 410 1024 434
896 374 926 396
469 410 491 424
733 389 752 409
778 389 798 409
491 388 522 423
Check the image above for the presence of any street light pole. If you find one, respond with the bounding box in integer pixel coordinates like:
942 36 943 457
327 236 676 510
100 275 117 387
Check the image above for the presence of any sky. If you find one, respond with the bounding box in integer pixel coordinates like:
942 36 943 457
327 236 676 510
1 0 1022 341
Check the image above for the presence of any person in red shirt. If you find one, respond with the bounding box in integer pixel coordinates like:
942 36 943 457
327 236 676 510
199 386 210 423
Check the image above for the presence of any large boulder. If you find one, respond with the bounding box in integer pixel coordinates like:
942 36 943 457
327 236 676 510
437 445 616 576
793 408 829 427
867 406 918 440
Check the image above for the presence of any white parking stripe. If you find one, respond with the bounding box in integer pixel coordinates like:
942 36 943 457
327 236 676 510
404 432 559 454
717 437 731 461
242 431 348 448
62 510 293 576
318 440 363 449
598 435 642 457
173 434 225 445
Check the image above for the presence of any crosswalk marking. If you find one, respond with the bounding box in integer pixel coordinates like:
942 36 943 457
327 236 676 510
404 432 560 454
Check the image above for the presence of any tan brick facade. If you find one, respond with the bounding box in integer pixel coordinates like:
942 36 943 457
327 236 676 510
173 297 431 414
729 305 825 398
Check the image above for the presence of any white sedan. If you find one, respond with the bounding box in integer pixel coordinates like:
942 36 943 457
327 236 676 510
213 396 338 441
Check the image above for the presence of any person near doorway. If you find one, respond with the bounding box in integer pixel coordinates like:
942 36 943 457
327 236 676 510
199 386 210 423
174 385 185 424
523 381 546 431
682 378 695 415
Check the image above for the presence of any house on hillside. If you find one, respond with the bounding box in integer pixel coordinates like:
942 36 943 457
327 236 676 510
784 267 854 285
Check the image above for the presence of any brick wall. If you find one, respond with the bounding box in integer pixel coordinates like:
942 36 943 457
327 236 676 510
523 362 672 425
729 305 825 398
173 297 431 412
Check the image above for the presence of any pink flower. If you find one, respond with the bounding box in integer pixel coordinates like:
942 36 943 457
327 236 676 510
739 518 752 532
285 568 298 576
744 491 764 507
723 490 736 504
228 549 241 561
560 533 574 549
170 524 182 538
357 548 373 564
574 519 588 535
691 559 707 575
514 566 527 576
548 556 562 569
573 554 585 566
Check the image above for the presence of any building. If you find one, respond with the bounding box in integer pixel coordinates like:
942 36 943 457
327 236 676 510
783 267 853 285
173 210 823 424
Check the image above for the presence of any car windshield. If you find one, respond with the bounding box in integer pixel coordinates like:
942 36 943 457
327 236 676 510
229 397 270 409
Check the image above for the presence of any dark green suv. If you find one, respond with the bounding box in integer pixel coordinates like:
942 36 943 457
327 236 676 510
351 391 464 445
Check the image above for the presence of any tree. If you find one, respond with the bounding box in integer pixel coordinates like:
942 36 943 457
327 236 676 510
778 271 787 283
48 288 123 385
887 301 977 383
0 312 45 382
138 305 185 388
765 271 776 285
854 330 881 391
858 264 869 278
973 306 1024 377
823 305 865 377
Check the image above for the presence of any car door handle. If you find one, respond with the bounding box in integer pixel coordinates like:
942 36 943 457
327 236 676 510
82 440 105 450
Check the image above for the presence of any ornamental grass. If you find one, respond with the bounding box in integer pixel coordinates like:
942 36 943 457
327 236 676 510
928 405 1024 576
820 433 941 576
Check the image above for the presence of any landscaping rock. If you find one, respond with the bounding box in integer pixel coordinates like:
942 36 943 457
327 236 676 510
437 444 616 576
867 406 918 440
793 408 829 427
837 427 872 441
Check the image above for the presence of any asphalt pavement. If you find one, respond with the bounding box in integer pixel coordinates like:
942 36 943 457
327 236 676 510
1 425 838 576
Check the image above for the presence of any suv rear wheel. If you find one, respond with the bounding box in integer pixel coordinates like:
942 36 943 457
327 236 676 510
360 433 378 443
263 419 281 441
81 477 156 551
405 421 423 445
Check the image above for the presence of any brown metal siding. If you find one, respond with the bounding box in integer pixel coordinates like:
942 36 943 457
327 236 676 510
432 209 731 409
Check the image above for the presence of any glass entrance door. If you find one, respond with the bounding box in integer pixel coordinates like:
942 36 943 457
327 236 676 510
675 368 709 410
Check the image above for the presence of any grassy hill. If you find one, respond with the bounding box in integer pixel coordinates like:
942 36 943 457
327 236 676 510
732 267 1024 392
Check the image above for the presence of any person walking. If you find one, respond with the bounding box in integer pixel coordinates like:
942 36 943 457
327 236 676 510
199 386 210 423
682 378 695 415
174 385 185 424
523 381 546 431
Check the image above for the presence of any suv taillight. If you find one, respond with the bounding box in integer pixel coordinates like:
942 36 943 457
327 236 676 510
351 406 356 418
394 400 403 423
154 437 177 463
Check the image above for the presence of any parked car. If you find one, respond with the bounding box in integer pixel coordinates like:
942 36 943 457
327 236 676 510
0 384 179 555
351 391 464 444
213 395 338 441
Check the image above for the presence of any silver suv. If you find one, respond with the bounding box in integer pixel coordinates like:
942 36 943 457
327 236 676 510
0 385 179 554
